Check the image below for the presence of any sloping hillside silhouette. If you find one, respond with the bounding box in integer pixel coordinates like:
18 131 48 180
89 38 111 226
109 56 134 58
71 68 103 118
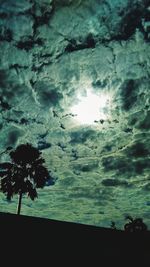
0 211 150 266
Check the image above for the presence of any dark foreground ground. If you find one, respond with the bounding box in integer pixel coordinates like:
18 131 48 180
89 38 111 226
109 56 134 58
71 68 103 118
0 212 150 266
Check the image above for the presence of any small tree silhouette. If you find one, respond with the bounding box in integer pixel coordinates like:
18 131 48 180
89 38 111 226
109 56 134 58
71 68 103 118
0 143 53 215
110 221 117 230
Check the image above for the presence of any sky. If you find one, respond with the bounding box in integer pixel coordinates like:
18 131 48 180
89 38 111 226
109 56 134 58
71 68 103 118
0 0 150 229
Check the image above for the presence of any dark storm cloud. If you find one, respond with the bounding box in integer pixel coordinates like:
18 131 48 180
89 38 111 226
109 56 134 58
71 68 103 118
37 140 52 150
128 110 144 127
72 161 99 173
134 159 150 174
58 176 75 187
101 140 120 154
16 37 44 52
0 96 11 111
41 89 62 106
0 70 34 106
143 182 150 192
127 108 150 131
68 186 114 202
0 26 13 42
0 0 32 14
65 33 96 53
0 69 7 88
6 129 23 146
34 81 63 107
120 79 138 111
102 145 113 152
123 128 133 133
102 154 150 177
138 111 150 130
54 0 74 7
126 142 150 158
102 156 129 173
70 128 96 144
8 131 19 145
116 1 145 41
92 78 108 89
79 163 98 172
54 0 150 46
101 178 129 187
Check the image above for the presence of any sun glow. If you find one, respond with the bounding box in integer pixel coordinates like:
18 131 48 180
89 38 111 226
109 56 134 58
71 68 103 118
71 90 111 125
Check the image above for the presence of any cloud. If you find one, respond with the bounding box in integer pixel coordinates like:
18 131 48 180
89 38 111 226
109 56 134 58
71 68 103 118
0 126 24 148
101 178 129 187
34 81 63 107
0 69 8 88
143 182 150 192
120 79 138 111
37 140 52 150
70 128 97 144
7 130 22 146
0 0 150 229
116 1 145 40
102 151 150 178
102 156 127 172
72 161 99 173
126 142 150 158
67 185 114 203
138 111 150 130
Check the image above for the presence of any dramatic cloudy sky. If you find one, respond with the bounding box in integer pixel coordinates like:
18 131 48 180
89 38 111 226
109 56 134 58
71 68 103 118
0 0 150 229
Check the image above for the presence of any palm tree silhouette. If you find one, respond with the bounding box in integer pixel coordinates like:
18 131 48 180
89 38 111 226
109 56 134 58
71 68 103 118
0 143 53 215
124 216 148 232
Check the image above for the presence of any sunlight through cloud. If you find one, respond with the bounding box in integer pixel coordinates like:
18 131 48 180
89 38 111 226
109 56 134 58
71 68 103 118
71 90 111 125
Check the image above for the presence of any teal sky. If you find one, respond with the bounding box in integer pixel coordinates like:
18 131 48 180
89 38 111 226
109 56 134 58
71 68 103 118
0 0 150 229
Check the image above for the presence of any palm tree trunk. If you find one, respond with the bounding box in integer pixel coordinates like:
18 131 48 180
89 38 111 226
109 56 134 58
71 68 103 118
17 192 22 215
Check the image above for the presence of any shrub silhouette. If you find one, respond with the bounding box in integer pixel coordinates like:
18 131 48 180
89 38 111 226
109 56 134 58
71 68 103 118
0 143 53 215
